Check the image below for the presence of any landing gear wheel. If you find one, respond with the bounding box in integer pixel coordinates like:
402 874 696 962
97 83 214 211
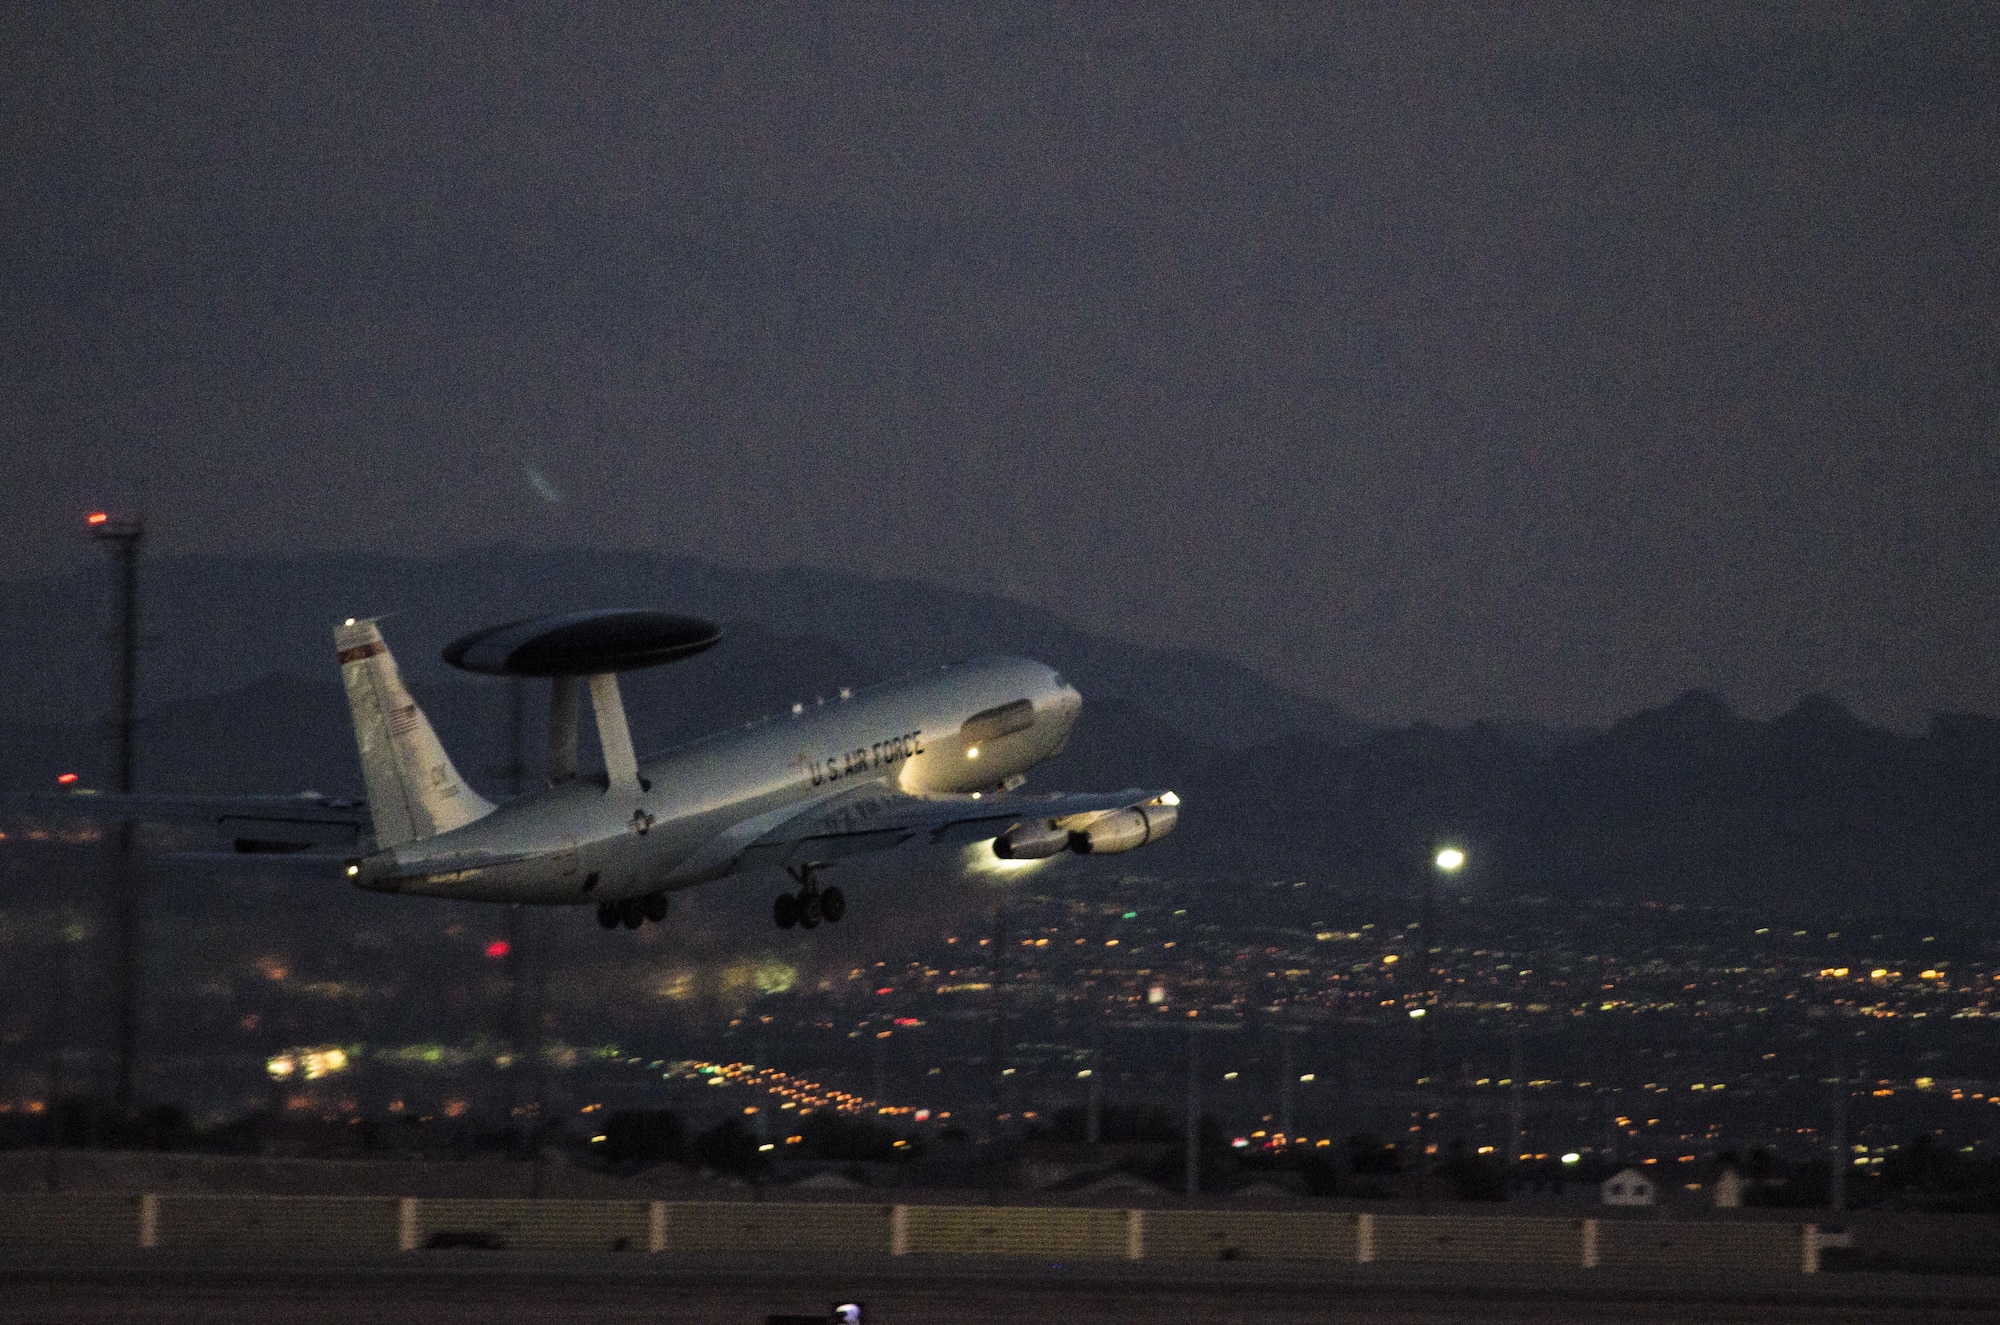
819 886 846 923
642 891 668 924
774 893 800 929
798 890 822 929
619 899 644 929
597 902 620 929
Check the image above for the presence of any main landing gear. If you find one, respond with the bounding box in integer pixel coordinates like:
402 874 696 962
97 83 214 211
774 865 845 931
597 891 669 930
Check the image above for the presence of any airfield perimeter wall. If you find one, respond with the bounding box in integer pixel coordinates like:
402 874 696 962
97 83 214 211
0 1194 1819 1272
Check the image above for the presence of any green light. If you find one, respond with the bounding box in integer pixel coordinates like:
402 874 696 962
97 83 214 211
1122 911 1138 920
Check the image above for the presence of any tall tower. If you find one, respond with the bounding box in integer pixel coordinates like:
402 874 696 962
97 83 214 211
88 511 144 1117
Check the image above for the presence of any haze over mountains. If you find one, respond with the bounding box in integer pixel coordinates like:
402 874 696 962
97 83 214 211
4 549 1997 922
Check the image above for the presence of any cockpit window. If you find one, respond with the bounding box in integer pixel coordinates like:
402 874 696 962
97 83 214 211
961 698 1035 745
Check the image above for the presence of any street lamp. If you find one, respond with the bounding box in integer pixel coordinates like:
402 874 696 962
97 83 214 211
1414 842 1465 1210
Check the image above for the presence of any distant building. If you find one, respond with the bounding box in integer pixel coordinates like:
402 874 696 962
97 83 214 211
1601 1167 1657 1207
1712 1167 1749 1208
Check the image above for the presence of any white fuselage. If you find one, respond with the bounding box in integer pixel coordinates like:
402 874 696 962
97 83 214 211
355 657 1080 904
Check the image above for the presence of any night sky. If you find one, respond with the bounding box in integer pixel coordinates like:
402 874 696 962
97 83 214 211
4 5 1995 729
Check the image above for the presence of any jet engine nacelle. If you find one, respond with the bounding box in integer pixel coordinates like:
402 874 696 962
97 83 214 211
1068 801 1178 854
994 821 1070 860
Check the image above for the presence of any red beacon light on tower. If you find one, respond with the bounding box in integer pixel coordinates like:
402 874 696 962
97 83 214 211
87 510 142 540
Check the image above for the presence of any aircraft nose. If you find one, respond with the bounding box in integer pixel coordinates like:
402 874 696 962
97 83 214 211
1052 680 1083 724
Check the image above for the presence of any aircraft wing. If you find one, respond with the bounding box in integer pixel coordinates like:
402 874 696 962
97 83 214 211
727 785 1174 875
14 791 369 854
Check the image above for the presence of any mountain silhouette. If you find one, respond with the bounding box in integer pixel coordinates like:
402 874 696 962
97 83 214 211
4 551 1997 920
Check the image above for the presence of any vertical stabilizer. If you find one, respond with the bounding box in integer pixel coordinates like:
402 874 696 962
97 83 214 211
336 619 494 848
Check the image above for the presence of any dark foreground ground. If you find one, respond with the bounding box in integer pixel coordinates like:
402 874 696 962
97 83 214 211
4 1255 2000 1325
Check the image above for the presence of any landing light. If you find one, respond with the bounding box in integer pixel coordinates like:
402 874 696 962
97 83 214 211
346 864 360 877
965 746 980 760
1160 791 1180 806
1434 847 1466 872
1562 1152 1581 1164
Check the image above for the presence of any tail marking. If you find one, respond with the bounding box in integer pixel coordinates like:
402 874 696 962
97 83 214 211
335 619 494 849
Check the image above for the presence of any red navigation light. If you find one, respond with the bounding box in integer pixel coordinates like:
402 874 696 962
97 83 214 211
56 772 79 785
484 940 510 959
875 987 893 995
85 512 108 525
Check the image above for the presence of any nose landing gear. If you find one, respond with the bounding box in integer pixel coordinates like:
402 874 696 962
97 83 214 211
774 865 844 931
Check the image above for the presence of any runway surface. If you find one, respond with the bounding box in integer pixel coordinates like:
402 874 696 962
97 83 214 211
5 1255 1998 1324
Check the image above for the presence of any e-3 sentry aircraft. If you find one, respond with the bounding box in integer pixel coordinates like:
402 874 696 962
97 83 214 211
73 610 1178 931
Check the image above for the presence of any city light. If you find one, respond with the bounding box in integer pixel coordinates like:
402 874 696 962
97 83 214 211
85 512 108 525
40 823 1994 1190
266 1047 350 1081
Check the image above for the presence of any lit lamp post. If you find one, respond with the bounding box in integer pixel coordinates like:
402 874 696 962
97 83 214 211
1414 843 1465 1210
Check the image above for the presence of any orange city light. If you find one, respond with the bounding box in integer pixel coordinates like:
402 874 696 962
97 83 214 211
86 512 109 525
56 773 79 785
